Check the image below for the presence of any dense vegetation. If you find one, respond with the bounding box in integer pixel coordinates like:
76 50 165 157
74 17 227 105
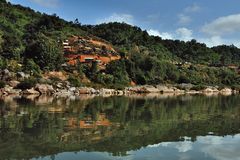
0 0 240 88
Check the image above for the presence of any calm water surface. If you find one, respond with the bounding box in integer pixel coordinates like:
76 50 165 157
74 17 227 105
0 94 239 160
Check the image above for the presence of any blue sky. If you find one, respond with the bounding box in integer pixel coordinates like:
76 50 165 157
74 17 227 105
10 0 240 47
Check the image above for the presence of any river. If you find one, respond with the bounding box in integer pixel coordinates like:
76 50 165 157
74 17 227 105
0 94 239 160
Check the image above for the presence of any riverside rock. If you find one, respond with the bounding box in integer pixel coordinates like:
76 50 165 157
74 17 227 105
1 69 13 80
202 87 218 93
8 80 20 88
78 87 95 94
17 72 30 79
142 85 160 93
99 88 116 95
156 85 175 93
220 88 232 95
22 88 40 95
3 86 21 95
54 90 72 97
35 84 55 95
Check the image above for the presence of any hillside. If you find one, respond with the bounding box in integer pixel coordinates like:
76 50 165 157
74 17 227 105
84 22 240 65
0 0 240 89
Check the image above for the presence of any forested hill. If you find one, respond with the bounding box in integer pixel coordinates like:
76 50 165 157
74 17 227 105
83 22 240 65
0 0 240 88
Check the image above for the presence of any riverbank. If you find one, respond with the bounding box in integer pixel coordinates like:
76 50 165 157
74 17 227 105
0 82 239 97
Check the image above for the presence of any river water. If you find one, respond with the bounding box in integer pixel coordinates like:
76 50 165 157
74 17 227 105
0 94 239 160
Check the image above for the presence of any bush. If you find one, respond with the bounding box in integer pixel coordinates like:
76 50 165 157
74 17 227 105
24 33 64 71
15 78 37 90
23 59 41 76
191 85 206 91
0 81 6 88
68 76 82 87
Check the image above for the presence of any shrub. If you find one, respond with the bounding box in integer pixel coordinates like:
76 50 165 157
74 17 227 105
15 78 37 90
23 59 41 76
0 81 6 88
68 76 82 87
191 85 206 91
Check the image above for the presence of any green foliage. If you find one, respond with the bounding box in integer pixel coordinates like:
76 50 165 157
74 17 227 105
6 59 22 72
68 75 82 87
16 78 37 90
23 59 41 76
106 60 130 86
0 80 6 88
191 85 206 91
0 56 7 69
94 73 114 85
24 33 64 71
212 45 240 65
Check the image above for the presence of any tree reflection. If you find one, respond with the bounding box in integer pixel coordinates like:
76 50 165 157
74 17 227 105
0 95 239 159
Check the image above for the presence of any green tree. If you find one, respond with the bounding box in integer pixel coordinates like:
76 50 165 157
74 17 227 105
23 59 41 76
106 60 129 85
24 33 64 71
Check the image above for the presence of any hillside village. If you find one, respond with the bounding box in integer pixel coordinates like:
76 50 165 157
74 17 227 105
63 35 121 67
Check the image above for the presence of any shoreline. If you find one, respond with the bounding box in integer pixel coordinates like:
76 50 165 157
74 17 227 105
0 83 239 97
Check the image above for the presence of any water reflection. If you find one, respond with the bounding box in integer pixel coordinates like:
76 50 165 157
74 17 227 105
0 94 239 160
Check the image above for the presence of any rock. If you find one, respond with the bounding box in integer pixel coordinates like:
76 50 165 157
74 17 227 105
78 87 98 94
3 86 21 95
178 83 193 90
233 90 239 94
156 85 174 93
99 88 116 94
220 88 232 95
202 88 214 93
1 69 13 80
35 84 55 95
174 88 185 93
8 80 20 88
54 90 72 97
117 90 124 95
203 87 219 93
22 88 40 95
127 86 157 93
126 86 141 93
17 72 25 78
142 85 160 93
90 88 99 94
7 88 21 95
56 83 64 89
69 87 76 92
186 90 201 94
79 87 92 94
17 72 30 79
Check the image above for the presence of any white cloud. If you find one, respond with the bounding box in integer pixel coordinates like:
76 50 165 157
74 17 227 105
96 13 134 25
178 14 191 25
184 4 201 13
198 36 240 47
199 36 224 47
147 29 173 40
176 27 193 41
28 0 59 8
147 28 193 42
198 134 240 160
149 141 193 153
177 4 200 26
202 13 240 36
